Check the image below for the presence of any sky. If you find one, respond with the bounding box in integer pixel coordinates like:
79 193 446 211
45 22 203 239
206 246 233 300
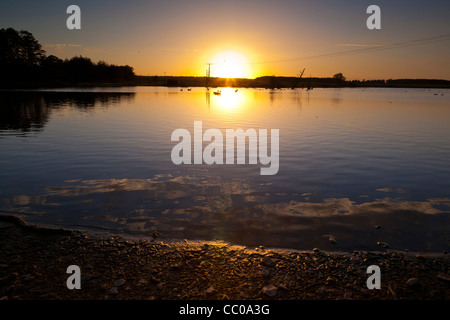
1 0 449 79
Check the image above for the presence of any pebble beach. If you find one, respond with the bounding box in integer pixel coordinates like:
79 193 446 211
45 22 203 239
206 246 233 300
0 216 449 300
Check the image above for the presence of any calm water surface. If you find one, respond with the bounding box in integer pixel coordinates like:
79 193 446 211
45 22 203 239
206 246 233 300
1 87 449 251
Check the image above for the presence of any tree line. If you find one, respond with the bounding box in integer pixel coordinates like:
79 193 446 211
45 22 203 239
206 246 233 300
0 28 135 87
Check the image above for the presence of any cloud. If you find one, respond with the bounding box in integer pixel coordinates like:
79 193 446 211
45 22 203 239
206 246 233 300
43 43 84 56
161 48 200 53
43 43 81 48
376 187 407 194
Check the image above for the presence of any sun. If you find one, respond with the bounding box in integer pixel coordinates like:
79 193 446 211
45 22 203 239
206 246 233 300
210 51 252 78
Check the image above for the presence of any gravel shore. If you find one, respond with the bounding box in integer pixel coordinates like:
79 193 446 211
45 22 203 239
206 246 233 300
0 217 449 300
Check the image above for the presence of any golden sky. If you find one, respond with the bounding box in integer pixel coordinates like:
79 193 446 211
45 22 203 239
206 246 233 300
1 0 449 79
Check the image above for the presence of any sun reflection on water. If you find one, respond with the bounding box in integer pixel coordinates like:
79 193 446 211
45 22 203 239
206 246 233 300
212 88 246 112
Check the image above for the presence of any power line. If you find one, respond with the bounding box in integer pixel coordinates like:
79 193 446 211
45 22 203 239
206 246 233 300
171 33 450 76
243 33 450 65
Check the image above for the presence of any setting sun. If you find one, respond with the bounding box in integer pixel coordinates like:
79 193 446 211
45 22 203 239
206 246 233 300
210 51 252 79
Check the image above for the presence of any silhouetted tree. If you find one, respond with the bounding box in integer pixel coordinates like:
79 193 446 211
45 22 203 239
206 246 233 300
41 55 64 80
0 28 46 82
333 73 346 82
63 56 95 82
18 30 46 66
0 28 45 66
1 28 135 86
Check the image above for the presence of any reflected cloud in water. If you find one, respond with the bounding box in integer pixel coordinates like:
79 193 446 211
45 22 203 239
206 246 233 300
2 174 449 251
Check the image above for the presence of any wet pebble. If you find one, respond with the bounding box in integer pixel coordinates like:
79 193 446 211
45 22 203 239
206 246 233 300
137 279 147 286
109 287 119 295
0 273 18 286
377 242 389 248
151 231 160 239
149 276 160 284
388 285 397 298
22 275 34 282
324 235 337 245
170 263 181 270
278 284 288 291
262 285 278 297
156 282 164 290
261 268 271 277
205 286 216 295
113 279 125 287
436 274 450 282
315 287 324 295
406 278 419 287
261 257 275 267
81 274 96 283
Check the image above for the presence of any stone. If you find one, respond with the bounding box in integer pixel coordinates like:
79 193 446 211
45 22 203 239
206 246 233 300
324 235 337 245
81 274 96 283
137 279 148 286
205 286 216 295
278 284 288 291
262 285 278 297
149 276 160 284
109 287 118 295
436 274 450 282
22 275 34 282
388 285 397 298
261 268 271 277
377 242 389 248
261 257 275 267
406 278 419 287
152 231 160 239
114 279 125 287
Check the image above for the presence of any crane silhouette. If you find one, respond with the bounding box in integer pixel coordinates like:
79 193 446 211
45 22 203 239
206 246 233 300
292 68 305 89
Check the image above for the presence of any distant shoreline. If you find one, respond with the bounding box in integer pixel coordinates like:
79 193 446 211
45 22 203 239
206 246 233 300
1 76 450 90
136 76 450 89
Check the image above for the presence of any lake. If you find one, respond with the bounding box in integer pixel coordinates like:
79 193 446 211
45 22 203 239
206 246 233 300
1 87 449 251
